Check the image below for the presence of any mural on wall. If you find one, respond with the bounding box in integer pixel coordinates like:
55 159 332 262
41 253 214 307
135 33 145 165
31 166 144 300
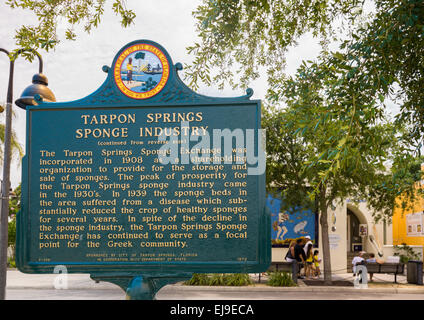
267 194 318 247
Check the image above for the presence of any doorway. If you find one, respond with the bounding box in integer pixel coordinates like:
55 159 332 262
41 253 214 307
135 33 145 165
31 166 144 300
347 208 362 252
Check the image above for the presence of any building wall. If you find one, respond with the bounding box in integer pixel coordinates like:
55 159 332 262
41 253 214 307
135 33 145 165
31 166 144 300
272 202 347 273
392 192 424 246
391 165 424 249
389 165 424 264
271 200 389 274
349 201 388 256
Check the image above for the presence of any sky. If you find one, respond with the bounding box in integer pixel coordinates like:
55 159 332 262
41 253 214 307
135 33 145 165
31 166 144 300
2 1 400 189
0 1 325 188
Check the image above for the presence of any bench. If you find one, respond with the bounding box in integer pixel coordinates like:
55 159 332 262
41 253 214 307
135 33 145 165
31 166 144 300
362 262 405 283
259 261 299 284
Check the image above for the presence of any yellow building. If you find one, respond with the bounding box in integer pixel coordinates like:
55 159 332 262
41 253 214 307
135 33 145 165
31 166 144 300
392 171 424 246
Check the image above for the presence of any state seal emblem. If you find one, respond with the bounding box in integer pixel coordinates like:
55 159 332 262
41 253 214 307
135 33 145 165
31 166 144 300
114 43 170 99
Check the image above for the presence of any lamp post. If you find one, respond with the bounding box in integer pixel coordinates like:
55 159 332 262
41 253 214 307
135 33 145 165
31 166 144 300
0 48 55 300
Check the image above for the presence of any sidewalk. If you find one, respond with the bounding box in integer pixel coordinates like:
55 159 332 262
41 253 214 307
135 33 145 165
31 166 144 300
251 272 424 294
6 269 124 300
5 269 424 300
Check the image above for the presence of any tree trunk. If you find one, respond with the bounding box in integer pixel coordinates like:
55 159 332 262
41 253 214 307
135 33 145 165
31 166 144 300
319 185 332 285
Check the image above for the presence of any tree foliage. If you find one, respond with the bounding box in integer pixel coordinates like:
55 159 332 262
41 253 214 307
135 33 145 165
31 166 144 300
189 0 424 199
186 0 365 90
248 0 424 281
6 0 136 55
347 0 424 142
188 0 424 138
262 88 415 282
9 184 21 218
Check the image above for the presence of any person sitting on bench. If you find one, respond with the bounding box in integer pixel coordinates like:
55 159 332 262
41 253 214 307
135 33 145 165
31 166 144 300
366 253 384 282
352 251 366 276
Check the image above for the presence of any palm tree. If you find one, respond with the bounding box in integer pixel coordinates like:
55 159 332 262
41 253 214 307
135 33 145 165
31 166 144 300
0 103 24 164
134 52 145 72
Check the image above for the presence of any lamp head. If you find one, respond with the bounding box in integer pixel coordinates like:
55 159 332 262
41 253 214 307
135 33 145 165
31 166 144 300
15 73 56 109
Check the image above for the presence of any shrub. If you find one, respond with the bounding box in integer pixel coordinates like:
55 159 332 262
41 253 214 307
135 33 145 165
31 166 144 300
7 257 16 268
184 273 209 286
8 216 16 247
394 243 422 264
185 273 252 286
223 273 252 286
267 271 297 287
209 273 225 286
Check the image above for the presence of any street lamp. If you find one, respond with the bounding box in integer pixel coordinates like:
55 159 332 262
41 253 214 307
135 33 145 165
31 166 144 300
0 48 55 300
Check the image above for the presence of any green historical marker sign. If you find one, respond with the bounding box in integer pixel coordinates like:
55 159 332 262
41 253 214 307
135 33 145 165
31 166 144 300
16 40 270 299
